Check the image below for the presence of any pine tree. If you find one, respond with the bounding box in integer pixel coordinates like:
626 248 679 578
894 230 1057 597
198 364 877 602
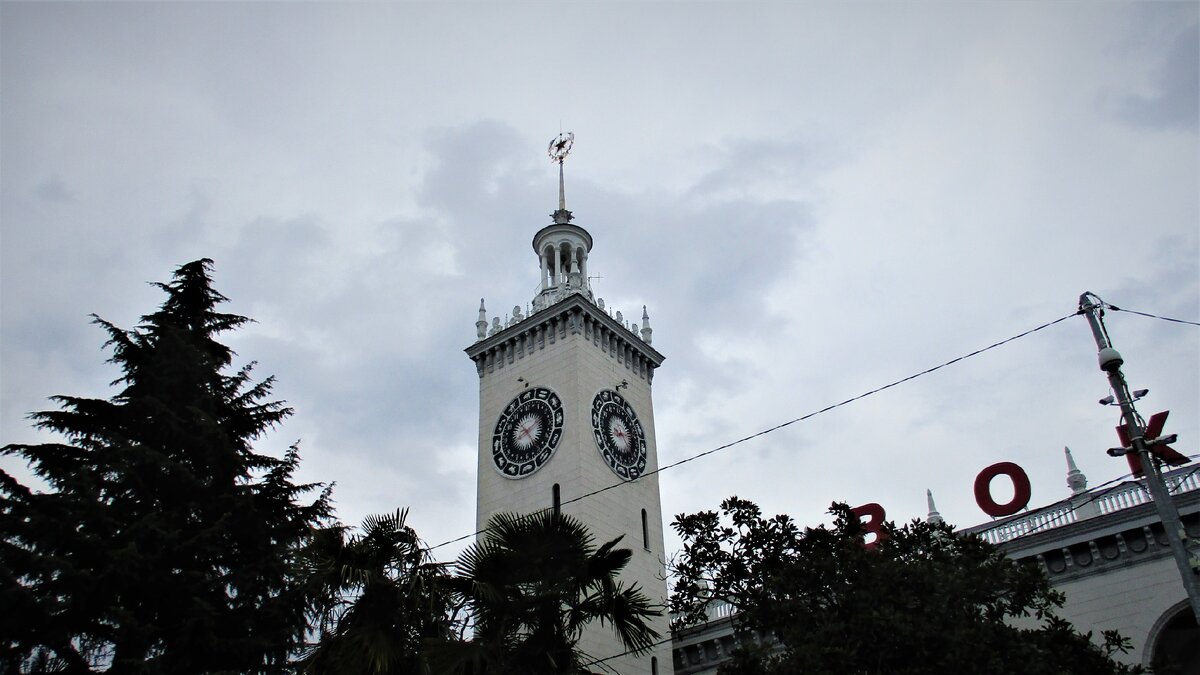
1 259 332 673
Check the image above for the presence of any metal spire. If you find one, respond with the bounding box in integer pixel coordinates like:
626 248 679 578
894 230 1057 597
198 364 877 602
548 132 574 224
559 163 566 210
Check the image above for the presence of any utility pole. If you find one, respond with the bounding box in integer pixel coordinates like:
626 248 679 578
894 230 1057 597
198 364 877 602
1079 292 1200 624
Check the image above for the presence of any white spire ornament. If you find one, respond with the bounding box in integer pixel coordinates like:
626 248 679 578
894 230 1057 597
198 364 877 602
476 299 488 340
1065 446 1088 495
1065 446 1100 519
926 489 944 525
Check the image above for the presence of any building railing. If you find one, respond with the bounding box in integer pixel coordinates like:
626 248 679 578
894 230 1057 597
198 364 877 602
972 465 1199 545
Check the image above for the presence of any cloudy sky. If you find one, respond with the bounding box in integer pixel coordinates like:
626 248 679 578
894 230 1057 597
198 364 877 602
2 2 1197 565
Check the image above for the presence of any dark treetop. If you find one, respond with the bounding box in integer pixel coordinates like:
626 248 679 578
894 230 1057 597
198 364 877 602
2 259 331 674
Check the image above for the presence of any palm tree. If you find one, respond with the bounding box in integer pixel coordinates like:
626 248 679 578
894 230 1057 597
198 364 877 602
298 509 456 675
430 510 661 675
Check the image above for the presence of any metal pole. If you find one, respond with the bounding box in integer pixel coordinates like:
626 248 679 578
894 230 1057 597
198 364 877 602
1079 292 1200 624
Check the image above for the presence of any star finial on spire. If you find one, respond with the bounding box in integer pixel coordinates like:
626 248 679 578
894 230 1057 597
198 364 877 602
548 132 575 224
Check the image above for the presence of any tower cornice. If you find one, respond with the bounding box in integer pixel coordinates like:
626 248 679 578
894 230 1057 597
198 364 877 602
465 293 664 379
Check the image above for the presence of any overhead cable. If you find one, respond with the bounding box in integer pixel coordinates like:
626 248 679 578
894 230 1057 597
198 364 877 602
430 310 1081 551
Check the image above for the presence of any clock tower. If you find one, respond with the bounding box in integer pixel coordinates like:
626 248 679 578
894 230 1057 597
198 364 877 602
465 134 671 675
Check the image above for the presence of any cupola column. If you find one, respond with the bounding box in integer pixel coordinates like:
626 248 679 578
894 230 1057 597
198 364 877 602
540 250 550 291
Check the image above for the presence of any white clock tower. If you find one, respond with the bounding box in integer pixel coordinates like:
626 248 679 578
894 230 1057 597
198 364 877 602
464 134 671 675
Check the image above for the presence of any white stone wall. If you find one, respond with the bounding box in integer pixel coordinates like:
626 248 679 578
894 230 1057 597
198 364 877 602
1049 557 1186 668
475 319 672 675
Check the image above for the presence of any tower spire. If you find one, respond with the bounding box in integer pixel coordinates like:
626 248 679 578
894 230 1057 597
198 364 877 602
559 161 567 211
548 132 575 224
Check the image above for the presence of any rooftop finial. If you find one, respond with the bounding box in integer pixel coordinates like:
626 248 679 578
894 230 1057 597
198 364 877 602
1065 446 1088 495
926 489 944 524
548 132 575 224
476 299 488 340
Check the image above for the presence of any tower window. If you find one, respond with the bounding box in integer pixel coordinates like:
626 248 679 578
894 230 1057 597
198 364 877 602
553 484 561 515
641 508 649 550
651 656 658 675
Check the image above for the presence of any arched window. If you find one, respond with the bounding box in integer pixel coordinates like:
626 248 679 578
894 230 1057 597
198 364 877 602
651 656 658 675
641 508 649 550
1148 601 1198 673
552 484 561 515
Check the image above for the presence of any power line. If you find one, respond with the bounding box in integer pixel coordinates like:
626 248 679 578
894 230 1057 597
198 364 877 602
1102 303 1200 327
997 472 1139 539
992 455 1200 540
430 310 1081 551
582 459 1200 669
578 634 676 670
451 300 1193 667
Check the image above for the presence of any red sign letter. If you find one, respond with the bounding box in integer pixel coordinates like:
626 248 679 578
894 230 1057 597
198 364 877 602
974 462 1032 517
851 502 887 550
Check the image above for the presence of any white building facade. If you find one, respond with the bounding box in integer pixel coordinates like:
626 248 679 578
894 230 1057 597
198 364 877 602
962 459 1200 672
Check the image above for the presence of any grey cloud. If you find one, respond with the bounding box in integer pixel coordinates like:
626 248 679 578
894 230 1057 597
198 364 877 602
221 214 333 305
32 176 73 203
1108 23 1199 131
687 138 819 200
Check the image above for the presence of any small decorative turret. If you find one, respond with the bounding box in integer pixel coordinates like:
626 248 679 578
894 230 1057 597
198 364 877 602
926 489 944 525
533 132 594 309
476 299 488 340
640 306 653 344
1065 446 1088 495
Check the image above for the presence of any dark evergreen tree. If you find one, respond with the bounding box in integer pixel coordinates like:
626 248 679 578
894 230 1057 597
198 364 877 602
1 259 332 673
671 498 1143 675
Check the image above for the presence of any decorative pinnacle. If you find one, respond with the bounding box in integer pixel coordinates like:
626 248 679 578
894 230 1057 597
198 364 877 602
1065 446 1088 495
926 489 944 524
475 298 488 340
548 132 575 224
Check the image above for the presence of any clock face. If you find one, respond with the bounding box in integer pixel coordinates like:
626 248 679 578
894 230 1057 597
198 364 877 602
591 390 647 480
492 387 564 479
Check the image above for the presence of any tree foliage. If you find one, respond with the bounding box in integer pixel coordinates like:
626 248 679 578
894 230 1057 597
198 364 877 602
429 511 661 675
671 497 1143 675
297 509 457 675
1 259 332 673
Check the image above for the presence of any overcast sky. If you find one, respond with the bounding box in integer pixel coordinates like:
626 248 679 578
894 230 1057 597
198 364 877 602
2 2 1197 565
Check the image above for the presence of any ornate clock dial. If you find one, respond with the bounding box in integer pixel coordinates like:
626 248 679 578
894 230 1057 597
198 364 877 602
591 390 647 480
492 387 564 478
